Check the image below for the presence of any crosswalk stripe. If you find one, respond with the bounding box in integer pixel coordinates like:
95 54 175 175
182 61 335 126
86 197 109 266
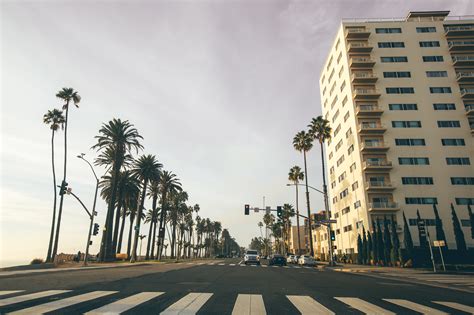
287 295 334 315
336 297 395 314
187 263 193 265
9 291 117 315
230 264 236 266
85 292 164 314
384 299 448 315
0 290 70 307
261 265 267 268
161 292 213 315
0 291 24 297
218 263 225 266
433 301 474 314
207 263 215 265
232 294 266 315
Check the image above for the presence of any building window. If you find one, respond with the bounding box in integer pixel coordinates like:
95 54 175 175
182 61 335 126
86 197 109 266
336 155 345 167
399 157 429 165
345 128 352 138
381 56 408 62
348 145 354 155
451 177 474 185
378 42 405 48
340 188 349 199
402 177 434 185
446 157 470 165
354 200 361 208
423 56 444 62
338 67 344 78
340 81 346 92
332 109 340 123
386 87 414 94
336 228 340 234
395 138 425 146
442 138 465 146
332 196 338 204
383 71 411 78
392 121 422 128
338 172 346 183
433 103 455 110
335 140 343 151
344 111 350 122
328 152 333 160
389 103 417 110
342 96 348 107
331 181 336 189
461 220 472 227
343 225 353 232
416 26 436 33
337 52 342 64
405 197 438 205
419 41 440 47
426 71 448 77
456 198 474 205
352 181 358 191
334 124 341 137
437 120 460 128
330 166 334 174
376 28 402 34
430 87 452 93
349 162 357 173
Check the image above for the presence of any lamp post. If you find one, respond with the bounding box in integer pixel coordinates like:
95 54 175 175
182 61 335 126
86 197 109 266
139 234 147 261
77 153 99 266
286 183 335 266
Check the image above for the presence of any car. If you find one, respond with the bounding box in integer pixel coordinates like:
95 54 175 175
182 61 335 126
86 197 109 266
244 250 260 265
269 254 286 266
286 255 295 264
298 255 316 266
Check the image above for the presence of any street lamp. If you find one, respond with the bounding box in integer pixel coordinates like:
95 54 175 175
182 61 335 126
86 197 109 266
77 153 99 266
139 234 147 261
286 183 335 266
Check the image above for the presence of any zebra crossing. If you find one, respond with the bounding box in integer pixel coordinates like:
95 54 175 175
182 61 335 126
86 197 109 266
0 289 472 314
174 261 317 270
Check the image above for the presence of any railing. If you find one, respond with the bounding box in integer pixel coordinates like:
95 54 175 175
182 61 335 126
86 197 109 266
366 181 393 188
352 73 377 79
349 42 371 48
357 105 380 111
449 41 474 47
351 57 374 62
361 141 387 148
461 88 474 95
354 89 380 95
456 72 474 79
452 56 474 62
363 160 392 167
465 104 474 111
359 123 385 129
346 28 369 33
368 202 399 209
341 15 474 23
445 25 474 32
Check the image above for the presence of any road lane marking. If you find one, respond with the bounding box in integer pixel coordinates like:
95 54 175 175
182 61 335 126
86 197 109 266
283 266 289 268
9 291 117 315
0 290 71 307
384 299 447 315
261 265 267 268
0 291 24 297
433 301 474 314
230 264 236 266
232 294 266 315
335 297 395 314
187 263 194 265
207 263 215 265
218 263 225 266
286 295 334 315
85 292 164 314
161 292 213 315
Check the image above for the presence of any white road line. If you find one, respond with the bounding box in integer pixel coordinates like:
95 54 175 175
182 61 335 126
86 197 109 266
336 297 395 315
218 263 225 266
230 264 236 266
271 266 278 268
293 266 301 269
433 301 474 314
0 291 24 297
232 294 266 315
261 265 267 268
187 263 194 265
197 263 205 265
384 299 448 315
207 263 215 265
251 265 257 267
9 291 117 315
283 266 289 268
0 290 71 307
161 292 213 315
286 295 334 315
85 292 164 314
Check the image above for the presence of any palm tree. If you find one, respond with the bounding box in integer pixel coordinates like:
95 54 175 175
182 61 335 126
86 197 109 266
293 130 314 256
117 174 140 254
145 179 160 260
282 204 295 254
130 154 162 262
169 191 189 258
258 222 264 239
288 165 304 255
43 109 65 262
92 118 143 261
51 88 81 260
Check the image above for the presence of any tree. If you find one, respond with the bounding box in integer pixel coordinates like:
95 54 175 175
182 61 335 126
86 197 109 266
281 204 295 254
288 165 304 254
262 213 275 256
371 221 378 263
293 130 314 256
130 154 162 262
468 204 474 239
51 88 81 260
403 212 414 263
390 217 400 265
357 234 363 264
362 226 367 265
116 173 140 254
43 109 65 262
432 204 448 250
382 217 391 266
366 229 372 264
145 179 160 259
416 210 427 248
451 203 467 254
169 191 189 258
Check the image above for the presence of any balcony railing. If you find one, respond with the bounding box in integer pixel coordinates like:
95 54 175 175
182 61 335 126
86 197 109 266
363 160 392 168
360 141 388 150
456 72 474 81
452 55 474 66
449 41 474 51
445 25 474 32
345 28 371 38
354 88 381 99
349 57 376 68
366 181 394 189
359 123 385 129
348 42 373 52
461 88 474 98
465 104 474 116
368 202 399 209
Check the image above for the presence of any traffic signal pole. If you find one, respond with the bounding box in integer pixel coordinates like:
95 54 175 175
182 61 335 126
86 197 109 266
84 178 99 266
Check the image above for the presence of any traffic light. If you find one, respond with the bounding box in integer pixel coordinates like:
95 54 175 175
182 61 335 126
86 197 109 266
244 204 250 215
277 206 282 218
93 223 99 236
58 181 68 195
330 230 335 241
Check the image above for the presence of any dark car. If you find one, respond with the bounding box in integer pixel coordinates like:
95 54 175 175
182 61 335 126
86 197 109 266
268 254 286 266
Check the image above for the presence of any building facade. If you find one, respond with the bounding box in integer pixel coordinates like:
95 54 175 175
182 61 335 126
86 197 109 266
288 225 306 255
319 11 474 255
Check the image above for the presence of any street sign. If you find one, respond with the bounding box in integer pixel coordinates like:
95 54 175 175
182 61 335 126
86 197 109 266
320 219 337 224
266 206 271 214
134 226 139 231
433 240 446 247
417 219 426 237
254 207 259 213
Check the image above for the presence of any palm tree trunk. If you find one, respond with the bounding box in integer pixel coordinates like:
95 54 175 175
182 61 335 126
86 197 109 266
112 200 123 254
320 141 333 263
117 208 127 253
46 130 57 262
127 214 135 258
150 220 157 258
303 150 314 257
102 153 121 261
295 183 301 255
171 221 177 259
131 180 148 262
145 215 153 260
52 100 69 260
157 191 167 260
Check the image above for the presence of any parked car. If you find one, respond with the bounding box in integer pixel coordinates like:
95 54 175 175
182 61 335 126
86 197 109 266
286 255 296 264
269 254 286 266
244 250 260 265
298 255 316 266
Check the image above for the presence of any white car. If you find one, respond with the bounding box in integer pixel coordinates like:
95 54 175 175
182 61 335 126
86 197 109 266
298 255 316 266
244 250 260 265
286 255 297 264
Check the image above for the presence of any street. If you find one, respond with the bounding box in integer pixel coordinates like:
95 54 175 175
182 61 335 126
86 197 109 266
0 259 473 314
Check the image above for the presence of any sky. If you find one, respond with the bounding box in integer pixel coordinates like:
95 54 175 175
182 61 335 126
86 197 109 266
1 0 472 267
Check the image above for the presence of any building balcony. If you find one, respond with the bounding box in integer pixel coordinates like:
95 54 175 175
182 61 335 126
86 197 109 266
355 105 383 116
452 56 474 67
465 104 474 116
353 88 381 99
368 202 400 212
461 88 474 99
360 141 389 152
358 123 386 134
456 72 474 82
345 28 371 39
348 42 373 53
349 57 376 68
470 120 474 134
365 181 395 191
351 72 378 84
448 41 474 51
363 160 393 171
445 25 474 37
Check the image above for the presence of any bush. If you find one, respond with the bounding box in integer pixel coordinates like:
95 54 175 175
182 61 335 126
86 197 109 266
30 258 44 265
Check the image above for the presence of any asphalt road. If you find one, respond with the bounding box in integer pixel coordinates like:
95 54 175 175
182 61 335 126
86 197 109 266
0 258 473 314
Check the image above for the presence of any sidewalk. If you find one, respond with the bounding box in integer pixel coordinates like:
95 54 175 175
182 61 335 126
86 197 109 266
322 262 474 275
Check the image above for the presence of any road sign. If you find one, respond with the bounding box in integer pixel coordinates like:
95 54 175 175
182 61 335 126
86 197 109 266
417 219 426 237
266 206 271 215
320 219 337 224
433 240 446 247
254 207 259 213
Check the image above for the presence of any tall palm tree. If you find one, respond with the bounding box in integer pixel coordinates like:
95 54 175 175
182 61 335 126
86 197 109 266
293 130 314 256
308 116 332 262
117 174 140 254
145 179 160 260
51 88 81 260
92 118 143 261
288 165 304 255
43 109 65 262
282 204 295 255
130 154 162 262
170 191 189 258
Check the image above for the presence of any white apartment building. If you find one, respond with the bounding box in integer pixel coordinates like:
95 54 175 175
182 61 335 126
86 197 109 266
319 11 474 255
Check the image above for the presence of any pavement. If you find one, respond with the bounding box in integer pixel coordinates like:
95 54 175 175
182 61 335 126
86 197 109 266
0 258 473 314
